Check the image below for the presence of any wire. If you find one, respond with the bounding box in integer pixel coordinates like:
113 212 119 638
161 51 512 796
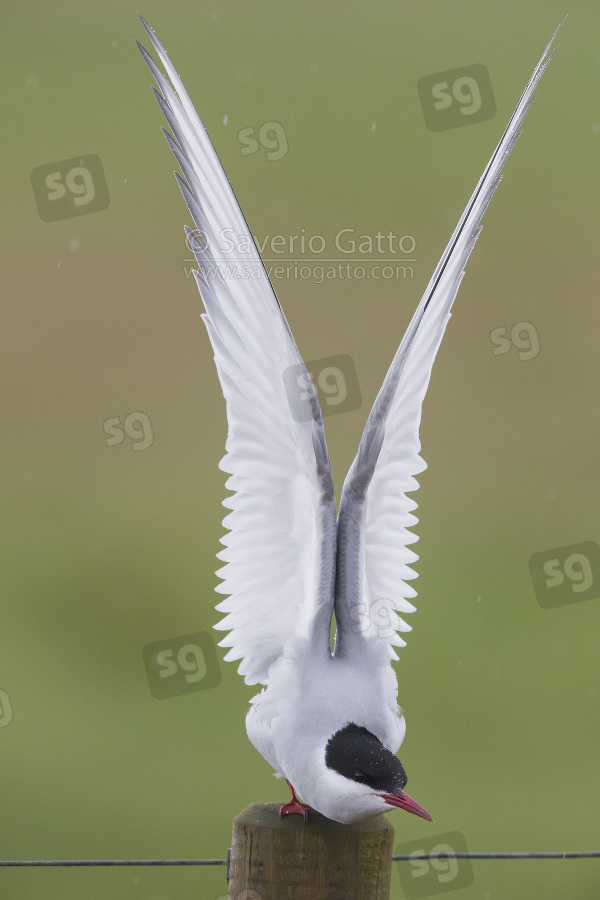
393 852 600 860
0 859 227 867
2 851 600 866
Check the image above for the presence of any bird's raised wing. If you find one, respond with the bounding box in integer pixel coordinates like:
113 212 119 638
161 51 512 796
137 16 337 686
334 23 563 663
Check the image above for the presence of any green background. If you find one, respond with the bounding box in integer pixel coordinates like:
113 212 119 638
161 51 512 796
1 1 599 898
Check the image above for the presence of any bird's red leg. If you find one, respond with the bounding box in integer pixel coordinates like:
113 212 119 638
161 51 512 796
279 779 312 821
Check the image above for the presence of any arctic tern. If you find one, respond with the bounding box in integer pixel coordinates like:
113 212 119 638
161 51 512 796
137 15 561 824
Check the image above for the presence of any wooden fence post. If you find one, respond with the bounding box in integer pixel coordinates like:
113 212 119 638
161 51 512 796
228 803 394 900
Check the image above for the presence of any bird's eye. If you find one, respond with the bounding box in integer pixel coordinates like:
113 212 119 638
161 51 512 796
353 772 368 783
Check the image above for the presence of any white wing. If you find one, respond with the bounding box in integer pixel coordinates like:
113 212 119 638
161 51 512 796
334 23 563 663
137 16 337 686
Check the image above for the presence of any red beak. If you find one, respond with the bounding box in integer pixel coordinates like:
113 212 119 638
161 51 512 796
381 789 433 821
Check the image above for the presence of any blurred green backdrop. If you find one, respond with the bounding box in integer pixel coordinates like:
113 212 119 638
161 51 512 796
1 1 599 898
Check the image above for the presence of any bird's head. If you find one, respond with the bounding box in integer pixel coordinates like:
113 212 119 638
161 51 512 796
321 723 433 825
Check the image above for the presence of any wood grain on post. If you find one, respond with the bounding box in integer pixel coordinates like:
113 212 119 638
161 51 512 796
228 803 394 900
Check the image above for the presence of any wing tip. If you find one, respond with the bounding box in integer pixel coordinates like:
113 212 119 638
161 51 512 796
137 12 163 56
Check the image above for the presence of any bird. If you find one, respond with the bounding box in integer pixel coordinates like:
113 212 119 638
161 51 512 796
137 15 562 825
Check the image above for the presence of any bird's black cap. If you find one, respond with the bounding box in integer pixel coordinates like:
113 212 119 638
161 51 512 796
325 723 407 794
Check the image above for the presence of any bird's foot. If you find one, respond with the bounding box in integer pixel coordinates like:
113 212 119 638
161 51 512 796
279 798 312 821
279 779 312 821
